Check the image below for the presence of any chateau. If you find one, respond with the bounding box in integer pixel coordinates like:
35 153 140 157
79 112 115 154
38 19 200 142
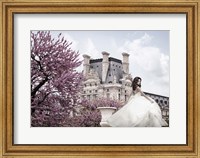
81 52 132 102
80 52 169 122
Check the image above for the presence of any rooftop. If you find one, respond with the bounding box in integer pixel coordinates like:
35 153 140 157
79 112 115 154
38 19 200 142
90 57 122 64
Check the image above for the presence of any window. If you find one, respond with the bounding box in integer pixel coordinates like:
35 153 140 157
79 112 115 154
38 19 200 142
107 89 109 92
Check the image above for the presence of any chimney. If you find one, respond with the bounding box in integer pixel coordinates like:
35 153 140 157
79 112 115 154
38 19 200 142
102 51 109 83
122 52 129 74
82 54 90 76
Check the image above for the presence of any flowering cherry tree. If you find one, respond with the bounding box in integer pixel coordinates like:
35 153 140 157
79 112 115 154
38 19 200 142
31 31 83 126
63 98 123 127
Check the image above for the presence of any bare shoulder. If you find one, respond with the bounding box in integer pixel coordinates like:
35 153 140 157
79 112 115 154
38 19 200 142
136 86 141 92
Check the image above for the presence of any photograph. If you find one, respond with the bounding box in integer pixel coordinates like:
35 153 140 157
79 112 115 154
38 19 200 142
1 0 199 157
31 30 169 127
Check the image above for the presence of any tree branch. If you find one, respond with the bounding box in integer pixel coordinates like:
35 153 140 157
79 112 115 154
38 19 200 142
31 75 49 99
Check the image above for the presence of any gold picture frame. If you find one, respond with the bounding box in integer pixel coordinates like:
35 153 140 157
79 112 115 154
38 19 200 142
0 0 199 157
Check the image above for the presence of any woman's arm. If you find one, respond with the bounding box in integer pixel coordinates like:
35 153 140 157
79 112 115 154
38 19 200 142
136 87 154 103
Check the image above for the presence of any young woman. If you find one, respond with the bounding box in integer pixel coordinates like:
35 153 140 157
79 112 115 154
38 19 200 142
107 77 168 127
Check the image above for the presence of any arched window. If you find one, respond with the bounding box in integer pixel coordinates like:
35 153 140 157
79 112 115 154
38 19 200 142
118 94 121 100
125 95 127 101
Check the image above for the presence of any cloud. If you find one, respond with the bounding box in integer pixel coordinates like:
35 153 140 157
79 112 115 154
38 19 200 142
118 33 169 96
83 38 100 59
71 38 100 72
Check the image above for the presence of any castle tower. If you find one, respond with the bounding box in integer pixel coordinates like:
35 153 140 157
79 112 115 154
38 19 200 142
82 54 91 76
102 51 109 83
122 52 129 74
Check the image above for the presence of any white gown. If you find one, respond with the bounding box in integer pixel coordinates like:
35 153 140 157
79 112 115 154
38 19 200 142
107 92 168 127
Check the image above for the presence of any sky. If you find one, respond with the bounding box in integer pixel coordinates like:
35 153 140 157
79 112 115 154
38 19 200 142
50 30 169 97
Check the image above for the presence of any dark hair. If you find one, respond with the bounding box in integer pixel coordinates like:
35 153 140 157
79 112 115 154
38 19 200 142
132 77 142 91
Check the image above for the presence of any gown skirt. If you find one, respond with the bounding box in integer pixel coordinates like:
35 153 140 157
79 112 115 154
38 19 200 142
107 92 168 127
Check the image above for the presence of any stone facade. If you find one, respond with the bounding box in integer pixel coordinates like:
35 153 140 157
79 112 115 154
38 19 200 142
81 52 133 103
81 52 169 122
